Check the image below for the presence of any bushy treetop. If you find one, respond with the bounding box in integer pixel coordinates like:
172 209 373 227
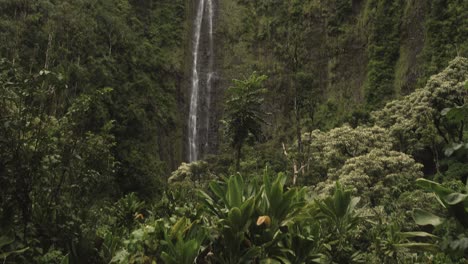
372 57 468 153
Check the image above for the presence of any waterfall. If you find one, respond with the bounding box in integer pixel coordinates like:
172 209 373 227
188 0 215 162
205 0 214 151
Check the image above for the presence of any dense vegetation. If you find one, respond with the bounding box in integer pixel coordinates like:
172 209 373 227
0 0 467 263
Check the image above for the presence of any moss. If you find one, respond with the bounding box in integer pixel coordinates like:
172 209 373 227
327 0 353 35
419 0 468 86
394 45 411 96
217 0 466 150
363 0 404 109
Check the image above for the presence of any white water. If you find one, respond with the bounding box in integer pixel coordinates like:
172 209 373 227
205 0 214 150
188 0 215 162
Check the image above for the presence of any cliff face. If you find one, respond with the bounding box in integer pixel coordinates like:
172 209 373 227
212 0 467 138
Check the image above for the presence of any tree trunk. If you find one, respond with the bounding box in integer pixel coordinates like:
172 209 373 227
236 144 242 172
44 32 53 70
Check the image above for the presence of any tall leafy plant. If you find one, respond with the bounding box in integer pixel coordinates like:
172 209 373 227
414 178 468 256
199 174 259 263
199 170 308 263
223 72 268 170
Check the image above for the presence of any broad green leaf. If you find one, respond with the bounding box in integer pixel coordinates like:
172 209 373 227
260 258 282 264
0 247 29 259
398 231 437 238
239 247 262 263
209 181 225 201
0 236 14 248
131 229 145 240
413 209 443 226
171 217 189 238
60 254 69 264
444 192 468 205
444 147 455 157
441 107 451 116
240 197 255 223
394 242 438 252
228 207 243 229
161 251 177 264
446 107 468 122
416 178 453 199
227 175 243 208
198 190 223 218
333 182 350 218
269 180 283 214
347 197 360 214
452 142 464 151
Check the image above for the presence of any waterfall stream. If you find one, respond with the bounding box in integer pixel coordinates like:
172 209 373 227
188 0 215 162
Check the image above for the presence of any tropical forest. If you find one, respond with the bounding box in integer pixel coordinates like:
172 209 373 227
0 0 467 263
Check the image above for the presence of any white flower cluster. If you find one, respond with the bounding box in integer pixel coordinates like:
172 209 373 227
310 57 467 204
372 57 468 153
168 161 209 183
305 125 394 178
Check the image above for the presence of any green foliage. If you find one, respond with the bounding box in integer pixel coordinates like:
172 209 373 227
315 182 363 262
197 170 377 263
318 150 423 205
373 57 468 154
306 125 393 180
159 218 206 264
316 182 361 235
414 178 468 257
111 217 206 264
415 178 468 228
0 0 187 197
199 170 309 263
0 0 466 262
223 72 268 169
0 1 187 261
441 81 468 157
364 0 403 108
0 61 117 262
168 161 211 184
0 236 29 262
220 0 467 137
368 223 437 262
114 193 145 229
420 0 468 85
34 248 69 264
303 123 423 207
199 174 259 263
97 232 120 264
92 55 466 263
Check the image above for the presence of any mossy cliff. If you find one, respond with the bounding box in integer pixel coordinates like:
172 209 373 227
215 0 467 136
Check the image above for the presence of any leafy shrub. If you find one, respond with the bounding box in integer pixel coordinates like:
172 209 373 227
168 161 211 184
111 217 206 264
414 178 468 259
316 149 423 206
373 57 468 154
306 125 393 179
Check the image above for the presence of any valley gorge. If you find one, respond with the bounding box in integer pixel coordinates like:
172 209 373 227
0 0 466 262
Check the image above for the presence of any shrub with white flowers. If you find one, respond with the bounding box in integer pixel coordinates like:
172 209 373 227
372 57 468 153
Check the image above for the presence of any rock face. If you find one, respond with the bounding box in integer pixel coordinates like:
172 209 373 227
188 0 219 162
215 0 467 132
184 0 467 162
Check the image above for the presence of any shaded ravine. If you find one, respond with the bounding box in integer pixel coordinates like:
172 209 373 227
188 0 216 162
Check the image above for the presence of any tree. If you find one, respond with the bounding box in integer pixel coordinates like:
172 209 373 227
372 57 468 157
223 73 268 171
0 60 116 246
315 149 423 206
